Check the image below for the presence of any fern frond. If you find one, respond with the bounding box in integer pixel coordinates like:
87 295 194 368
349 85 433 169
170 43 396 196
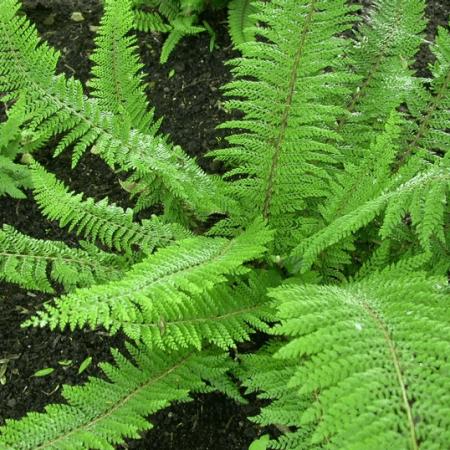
160 16 205 64
133 10 172 33
337 0 426 156
0 95 32 198
0 0 225 221
0 225 126 293
209 0 358 252
255 272 450 449
227 0 257 47
0 344 237 449
26 220 273 345
31 162 188 254
116 269 280 351
399 23 450 165
291 163 449 273
89 0 157 134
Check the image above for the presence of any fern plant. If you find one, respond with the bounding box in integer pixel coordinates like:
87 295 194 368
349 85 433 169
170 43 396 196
0 0 449 449
131 0 257 62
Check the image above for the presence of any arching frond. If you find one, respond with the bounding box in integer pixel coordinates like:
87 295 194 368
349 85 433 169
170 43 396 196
26 220 273 344
31 163 188 254
0 0 225 221
337 0 426 157
111 269 280 351
209 0 358 252
0 225 126 293
0 344 238 450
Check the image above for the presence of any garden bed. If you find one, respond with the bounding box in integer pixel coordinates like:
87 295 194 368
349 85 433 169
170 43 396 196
0 1 449 448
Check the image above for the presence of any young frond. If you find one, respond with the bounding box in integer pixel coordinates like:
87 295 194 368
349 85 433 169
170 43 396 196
0 344 236 450
26 219 273 346
31 163 188 254
160 17 205 64
209 0 358 252
89 0 157 134
0 0 225 221
0 225 126 293
249 271 450 449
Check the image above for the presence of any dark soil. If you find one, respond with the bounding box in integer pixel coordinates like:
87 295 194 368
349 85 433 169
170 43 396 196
0 1 449 449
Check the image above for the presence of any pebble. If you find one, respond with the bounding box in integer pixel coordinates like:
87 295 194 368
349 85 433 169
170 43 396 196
70 12 85 22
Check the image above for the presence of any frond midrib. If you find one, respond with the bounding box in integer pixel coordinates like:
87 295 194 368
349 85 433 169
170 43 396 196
359 297 418 450
262 1 317 220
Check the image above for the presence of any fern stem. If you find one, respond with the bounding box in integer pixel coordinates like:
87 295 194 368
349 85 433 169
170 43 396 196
362 302 419 450
262 1 316 220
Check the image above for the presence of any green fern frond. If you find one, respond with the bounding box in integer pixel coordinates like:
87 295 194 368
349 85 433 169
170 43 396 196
209 0 358 252
0 225 126 293
26 219 273 344
337 0 426 156
227 0 257 47
0 344 237 450
290 163 449 273
0 96 32 199
133 10 173 33
89 0 157 134
31 162 188 254
247 272 450 449
160 16 205 64
116 269 280 351
0 0 225 221
399 23 450 165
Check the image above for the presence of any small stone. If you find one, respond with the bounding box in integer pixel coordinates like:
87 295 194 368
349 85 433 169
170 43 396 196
89 25 99 33
70 12 85 22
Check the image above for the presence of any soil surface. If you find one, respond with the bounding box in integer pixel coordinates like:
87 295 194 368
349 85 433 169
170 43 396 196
1 1 449 449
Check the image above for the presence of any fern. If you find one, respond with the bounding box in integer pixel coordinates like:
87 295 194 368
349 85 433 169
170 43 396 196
0 225 126 293
209 0 358 252
239 271 450 449
0 96 32 198
26 219 273 340
0 0 225 222
89 0 158 134
227 0 257 46
0 343 239 449
31 162 189 254
0 0 449 448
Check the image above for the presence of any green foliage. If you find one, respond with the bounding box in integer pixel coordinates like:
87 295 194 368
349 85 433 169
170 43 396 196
0 225 126 293
89 0 158 133
0 0 449 448
26 219 273 345
132 0 257 62
209 0 359 253
0 96 32 198
238 271 450 449
31 162 189 254
0 344 238 449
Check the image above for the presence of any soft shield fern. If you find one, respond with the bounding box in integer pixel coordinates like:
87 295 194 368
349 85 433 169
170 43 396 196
0 0 449 448
238 271 450 449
